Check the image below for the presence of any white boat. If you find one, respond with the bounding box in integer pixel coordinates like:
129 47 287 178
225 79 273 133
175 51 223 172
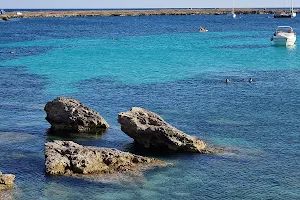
271 26 296 46
274 0 296 18
291 0 297 17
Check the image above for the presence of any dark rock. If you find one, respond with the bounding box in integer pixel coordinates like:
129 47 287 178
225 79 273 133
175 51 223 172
118 107 208 153
45 141 168 176
44 97 109 134
1 16 10 21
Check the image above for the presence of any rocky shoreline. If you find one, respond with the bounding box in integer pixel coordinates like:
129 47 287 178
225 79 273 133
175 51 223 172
1 9 298 19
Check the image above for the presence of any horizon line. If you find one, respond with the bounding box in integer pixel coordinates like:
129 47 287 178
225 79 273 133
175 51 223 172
2 7 300 9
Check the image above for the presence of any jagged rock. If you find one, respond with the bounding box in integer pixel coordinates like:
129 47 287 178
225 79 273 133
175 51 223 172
1 16 10 21
0 172 15 190
118 107 208 153
44 97 109 134
45 141 168 176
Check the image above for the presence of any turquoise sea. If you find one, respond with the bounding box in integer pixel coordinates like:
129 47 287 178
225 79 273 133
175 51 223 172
0 14 300 199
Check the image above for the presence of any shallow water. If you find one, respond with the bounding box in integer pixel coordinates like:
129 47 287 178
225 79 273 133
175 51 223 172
0 14 300 199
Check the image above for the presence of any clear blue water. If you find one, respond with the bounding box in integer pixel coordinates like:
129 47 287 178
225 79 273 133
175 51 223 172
0 14 300 199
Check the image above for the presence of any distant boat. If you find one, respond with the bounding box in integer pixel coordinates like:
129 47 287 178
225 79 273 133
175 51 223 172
274 0 296 18
271 26 296 46
232 0 236 18
0 9 5 15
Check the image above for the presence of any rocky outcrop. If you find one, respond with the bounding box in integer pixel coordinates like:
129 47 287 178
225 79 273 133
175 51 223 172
45 141 168 176
0 172 15 190
0 16 10 21
118 107 208 153
44 97 109 134
3 9 297 19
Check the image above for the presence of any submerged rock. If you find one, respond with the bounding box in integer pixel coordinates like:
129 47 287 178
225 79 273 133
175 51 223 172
118 107 208 153
44 97 109 134
0 172 15 190
45 141 168 176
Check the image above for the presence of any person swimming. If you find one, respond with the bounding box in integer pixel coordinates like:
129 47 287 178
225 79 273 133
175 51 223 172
199 27 208 32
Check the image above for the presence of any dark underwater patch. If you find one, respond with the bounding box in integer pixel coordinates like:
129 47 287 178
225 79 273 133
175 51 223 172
0 46 59 61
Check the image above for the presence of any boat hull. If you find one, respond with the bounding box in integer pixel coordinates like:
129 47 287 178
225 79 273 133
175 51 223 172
274 12 296 18
272 36 296 46
274 14 293 18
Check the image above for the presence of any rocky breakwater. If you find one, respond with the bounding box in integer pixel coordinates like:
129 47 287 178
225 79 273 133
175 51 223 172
0 171 15 190
3 9 296 19
0 16 10 21
45 141 168 176
44 97 109 134
118 107 210 153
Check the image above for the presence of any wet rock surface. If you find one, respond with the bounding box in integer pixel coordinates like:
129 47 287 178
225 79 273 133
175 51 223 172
118 107 209 153
44 97 109 134
45 141 168 176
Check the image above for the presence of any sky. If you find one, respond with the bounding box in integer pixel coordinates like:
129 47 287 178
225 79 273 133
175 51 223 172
2 0 300 9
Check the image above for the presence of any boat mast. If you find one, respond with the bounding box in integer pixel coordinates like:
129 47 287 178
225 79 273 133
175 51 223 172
291 0 293 13
232 0 235 14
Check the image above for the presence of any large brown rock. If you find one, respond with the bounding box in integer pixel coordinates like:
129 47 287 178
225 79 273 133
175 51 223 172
45 141 168 176
0 172 15 190
44 97 109 134
118 107 208 153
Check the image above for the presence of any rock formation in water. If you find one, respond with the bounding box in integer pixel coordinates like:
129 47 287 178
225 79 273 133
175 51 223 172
44 97 109 134
0 172 15 190
45 140 168 176
0 16 10 21
118 107 208 153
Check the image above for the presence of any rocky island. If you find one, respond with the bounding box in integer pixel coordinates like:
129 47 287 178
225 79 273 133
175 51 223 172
118 107 211 153
44 97 109 135
45 140 169 176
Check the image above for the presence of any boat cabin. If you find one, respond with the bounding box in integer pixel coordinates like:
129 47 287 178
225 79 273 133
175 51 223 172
275 26 294 34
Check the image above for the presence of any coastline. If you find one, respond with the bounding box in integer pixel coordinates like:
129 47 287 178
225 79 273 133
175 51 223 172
1 8 298 18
